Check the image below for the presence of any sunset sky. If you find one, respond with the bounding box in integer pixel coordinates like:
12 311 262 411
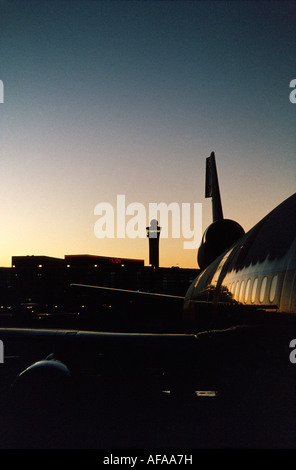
1 0 295 268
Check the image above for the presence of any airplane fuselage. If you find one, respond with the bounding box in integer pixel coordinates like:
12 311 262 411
183 193 296 332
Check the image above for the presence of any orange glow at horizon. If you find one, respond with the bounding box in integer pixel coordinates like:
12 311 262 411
1 2 295 270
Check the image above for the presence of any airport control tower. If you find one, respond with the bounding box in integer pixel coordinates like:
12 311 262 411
146 219 161 269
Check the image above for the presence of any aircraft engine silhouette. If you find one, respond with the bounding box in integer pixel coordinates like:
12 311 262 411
198 218 245 270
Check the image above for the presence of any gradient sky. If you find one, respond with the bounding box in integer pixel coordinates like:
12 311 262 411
0 0 295 268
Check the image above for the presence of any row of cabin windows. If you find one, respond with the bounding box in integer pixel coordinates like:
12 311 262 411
227 274 278 305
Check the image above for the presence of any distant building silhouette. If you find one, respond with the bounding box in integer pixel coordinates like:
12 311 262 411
0 253 199 333
146 220 161 269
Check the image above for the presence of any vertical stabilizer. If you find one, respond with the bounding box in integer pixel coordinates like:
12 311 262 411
205 152 223 222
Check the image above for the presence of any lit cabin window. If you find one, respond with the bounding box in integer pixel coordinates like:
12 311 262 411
239 281 245 302
234 281 240 300
245 279 251 303
259 277 267 303
251 278 258 303
269 275 278 303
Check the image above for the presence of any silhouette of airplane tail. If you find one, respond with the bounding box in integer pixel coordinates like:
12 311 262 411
205 152 224 222
197 152 245 270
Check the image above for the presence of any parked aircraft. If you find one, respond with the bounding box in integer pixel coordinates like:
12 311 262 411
72 152 296 334
184 152 296 332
